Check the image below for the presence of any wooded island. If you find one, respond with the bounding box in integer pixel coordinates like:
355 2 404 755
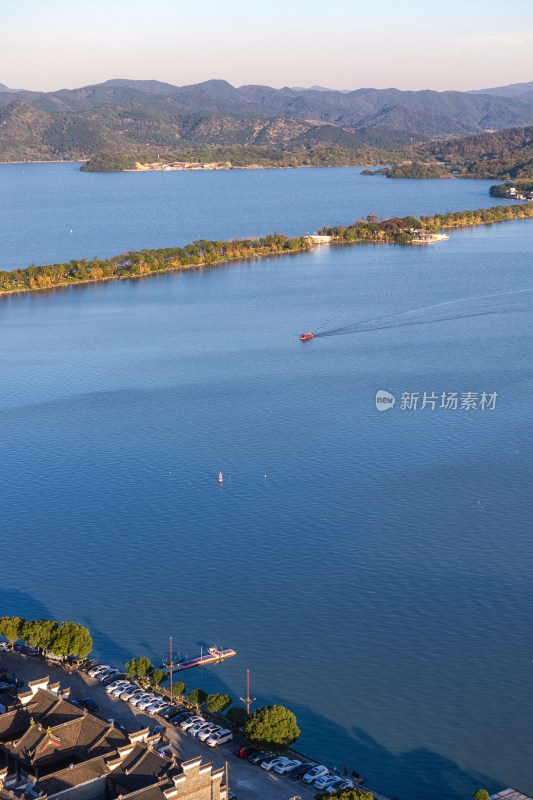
2 204 533 295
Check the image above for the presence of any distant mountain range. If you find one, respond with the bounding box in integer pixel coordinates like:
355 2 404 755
469 80 533 98
1 78 533 162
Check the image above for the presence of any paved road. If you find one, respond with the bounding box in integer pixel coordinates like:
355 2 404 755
0 651 317 800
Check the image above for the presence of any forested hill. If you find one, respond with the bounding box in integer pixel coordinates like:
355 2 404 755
418 126 533 179
3 78 533 163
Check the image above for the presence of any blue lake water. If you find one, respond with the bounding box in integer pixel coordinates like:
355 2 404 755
1 165 532 800
0 162 504 269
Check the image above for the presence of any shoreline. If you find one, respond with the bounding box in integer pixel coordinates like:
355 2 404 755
2 204 533 297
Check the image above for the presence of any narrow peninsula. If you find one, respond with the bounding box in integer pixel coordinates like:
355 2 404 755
2 203 533 295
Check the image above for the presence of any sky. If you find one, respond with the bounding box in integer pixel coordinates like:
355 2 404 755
1 0 533 93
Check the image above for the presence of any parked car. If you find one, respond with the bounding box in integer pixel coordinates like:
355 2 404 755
187 721 213 738
172 712 192 726
120 686 141 700
14 645 39 656
97 669 120 682
235 744 261 758
137 695 159 711
6 677 24 688
314 774 339 791
106 680 130 694
325 779 354 793
261 756 287 771
88 664 110 678
111 683 133 697
303 765 329 784
102 671 126 685
80 698 99 713
197 723 221 742
151 724 165 736
129 692 153 707
81 659 101 673
206 729 233 747
146 701 168 716
275 759 302 775
179 715 204 731
0 643 11 652
160 705 185 720
290 762 315 780
248 750 274 765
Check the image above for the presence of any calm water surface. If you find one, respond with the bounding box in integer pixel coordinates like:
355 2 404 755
0 162 503 269
1 166 532 800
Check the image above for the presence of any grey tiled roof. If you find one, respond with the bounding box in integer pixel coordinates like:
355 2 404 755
111 745 175 793
35 756 110 797
0 709 31 742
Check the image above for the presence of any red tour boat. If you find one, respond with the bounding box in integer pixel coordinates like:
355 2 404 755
300 332 314 340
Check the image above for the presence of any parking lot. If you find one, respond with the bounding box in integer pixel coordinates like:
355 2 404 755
0 650 320 800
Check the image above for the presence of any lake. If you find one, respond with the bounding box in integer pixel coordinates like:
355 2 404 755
1 164 532 800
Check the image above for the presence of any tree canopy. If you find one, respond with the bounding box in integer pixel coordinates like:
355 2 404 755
244 704 300 752
205 693 232 713
150 669 168 686
0 616 92 658
225 706 248 729
0 616 25 646
50 621 93 659
125 656 154 678
315 789 374 800
187 688 208 706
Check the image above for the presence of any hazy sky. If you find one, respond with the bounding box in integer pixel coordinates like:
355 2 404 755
2 0 533 92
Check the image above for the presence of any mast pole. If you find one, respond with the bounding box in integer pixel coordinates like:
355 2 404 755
239 669 256 717
170 636 173 704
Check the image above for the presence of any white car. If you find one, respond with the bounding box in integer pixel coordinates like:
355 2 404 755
97 669 120 681
314 774 338 790
145 700 167 716
261 757 286 771
275 759 302 775
106 680 129 694
187 721 212 737
326 779 354 793
196 723 220 742
303 765 329 784
129 692 153 707
137 695 159 711
111 682 133 697
0 643 10 652
179 716 204 731
120 686 141 700
206 729 233 747
88 664 110 677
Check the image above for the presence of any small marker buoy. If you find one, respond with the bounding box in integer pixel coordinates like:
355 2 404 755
218 471 223 483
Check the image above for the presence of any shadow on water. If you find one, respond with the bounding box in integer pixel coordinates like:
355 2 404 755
0 589 508 800
0 588 133 673
265 695 501 800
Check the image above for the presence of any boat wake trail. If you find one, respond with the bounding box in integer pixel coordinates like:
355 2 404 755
313 288 533 338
